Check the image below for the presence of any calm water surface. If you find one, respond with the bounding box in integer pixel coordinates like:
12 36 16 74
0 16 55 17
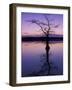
21 41 63 77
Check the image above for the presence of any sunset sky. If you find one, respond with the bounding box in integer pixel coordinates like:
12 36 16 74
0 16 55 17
21 12 63 36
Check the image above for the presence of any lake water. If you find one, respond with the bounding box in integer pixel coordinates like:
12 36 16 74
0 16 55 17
21 41 63 77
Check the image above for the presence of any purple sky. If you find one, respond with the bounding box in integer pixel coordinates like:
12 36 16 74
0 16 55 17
21 12 63 36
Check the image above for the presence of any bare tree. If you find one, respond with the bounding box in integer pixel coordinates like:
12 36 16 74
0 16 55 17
26 15 59 37
26 15 60 50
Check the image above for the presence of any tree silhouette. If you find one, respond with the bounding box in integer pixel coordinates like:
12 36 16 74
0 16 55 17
26 15 59 37
27 15 59 50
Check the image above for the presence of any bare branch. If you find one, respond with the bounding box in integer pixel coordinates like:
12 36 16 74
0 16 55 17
54 24 60 28
35 22 47 35
26 19 47 35
44 15 50 26
39 29 47 35
44 15 59 30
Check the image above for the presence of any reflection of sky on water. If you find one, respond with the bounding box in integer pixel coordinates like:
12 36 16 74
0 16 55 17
21 41 63 77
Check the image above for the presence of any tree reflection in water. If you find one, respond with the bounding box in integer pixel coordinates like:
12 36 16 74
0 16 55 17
28 39 58 76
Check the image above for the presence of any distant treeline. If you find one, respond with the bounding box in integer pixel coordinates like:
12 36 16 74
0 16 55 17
22 36 63 42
